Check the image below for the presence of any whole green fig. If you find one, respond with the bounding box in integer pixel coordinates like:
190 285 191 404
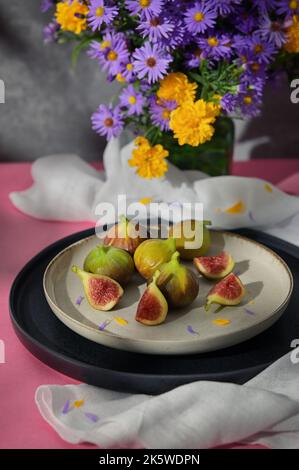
83 245 134 285
156 251 199 308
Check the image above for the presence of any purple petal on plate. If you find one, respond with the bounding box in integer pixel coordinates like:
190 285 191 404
187 325 199 335
248 211 255 222
62 399 71 414
76 295 84 306
244 308 255 316
99 320 111 331
85 412 99 423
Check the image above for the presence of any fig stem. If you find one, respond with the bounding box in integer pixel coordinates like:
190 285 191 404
171 251 181 262
72 265 79 274
152 270 161 285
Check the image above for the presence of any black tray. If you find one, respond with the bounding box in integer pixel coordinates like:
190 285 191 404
9 228 299 394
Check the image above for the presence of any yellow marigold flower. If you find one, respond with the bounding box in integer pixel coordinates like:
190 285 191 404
128 137 169 179
284 15 299 53
169 99 220 147
157 72 197 105
55 1 88 35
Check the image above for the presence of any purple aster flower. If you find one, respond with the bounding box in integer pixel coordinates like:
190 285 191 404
43 21 60 43
149 97 177 131
119 85 145 116
236 87 263 117
137 14 174 43
184 48 202 69
184 2 217 34
121 61 136 82
40 0 54 13
233 7 257 34
197 35 232 61
125 0 163 18
132 42 171 83
234 34 277 65
221 93 238 114
256 16 286 48
275 0 299 18
206 0 241 16
87 0 118 31
157 10 187 50
91 104 124 140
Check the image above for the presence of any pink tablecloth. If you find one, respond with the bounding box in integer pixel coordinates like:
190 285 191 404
1 159 298 449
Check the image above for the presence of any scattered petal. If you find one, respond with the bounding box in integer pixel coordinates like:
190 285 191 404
138 197 153 205
224 200 246 214
99 320 111 331
187 325 199 335
73 399 84 408
264 183 273 193
76 295 84 306
248 300 255 305
114 316 128 326
212 318 231 326
62 399 71 414
85 412 99 423
244 308 255 316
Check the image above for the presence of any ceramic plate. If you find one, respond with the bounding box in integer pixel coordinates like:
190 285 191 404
43 231 293 355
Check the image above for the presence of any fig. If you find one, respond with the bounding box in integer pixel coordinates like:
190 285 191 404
72 265 123 311
205 273 245 311
83 245 134 285
194 251 234 280
168 219 211 260
156 251 199 308
134 237 176 279
103 215 146 254
135 271 168 326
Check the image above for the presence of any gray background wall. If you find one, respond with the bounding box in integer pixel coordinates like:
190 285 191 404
0 0 298 162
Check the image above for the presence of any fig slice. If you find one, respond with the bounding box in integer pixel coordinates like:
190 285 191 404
136 271 168 326
205 273 245 311
194 251 234 280
72 265 123 311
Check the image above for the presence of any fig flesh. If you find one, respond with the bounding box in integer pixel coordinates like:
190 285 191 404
168 219 211 260
83 245 134 285
134 237 176 280
72 265 123 311
156 252 199 308
194 251 234 280
136 272 168 326
206 273 245 310
104 215 146 254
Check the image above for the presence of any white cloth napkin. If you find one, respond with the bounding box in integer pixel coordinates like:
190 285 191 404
35 350 299 449
9 137 299 245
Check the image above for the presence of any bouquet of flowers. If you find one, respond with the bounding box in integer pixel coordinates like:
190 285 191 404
42 0 299 177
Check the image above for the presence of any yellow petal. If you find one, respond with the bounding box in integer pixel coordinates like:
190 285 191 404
73 399 84 408
114 317 128 326
138 197 153 205
264 183 273 193
213 319 231 326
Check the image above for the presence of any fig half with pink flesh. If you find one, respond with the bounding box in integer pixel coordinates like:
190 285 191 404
194 251 234 280
136 271 168 326
206 273 245 310
72 265 123 311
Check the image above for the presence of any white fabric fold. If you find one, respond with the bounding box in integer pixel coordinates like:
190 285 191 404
35 351 299 449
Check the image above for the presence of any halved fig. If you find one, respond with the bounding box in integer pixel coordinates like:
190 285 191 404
72 265 123 311
194 251 234 280
135 271 168 326
206 273 245 310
